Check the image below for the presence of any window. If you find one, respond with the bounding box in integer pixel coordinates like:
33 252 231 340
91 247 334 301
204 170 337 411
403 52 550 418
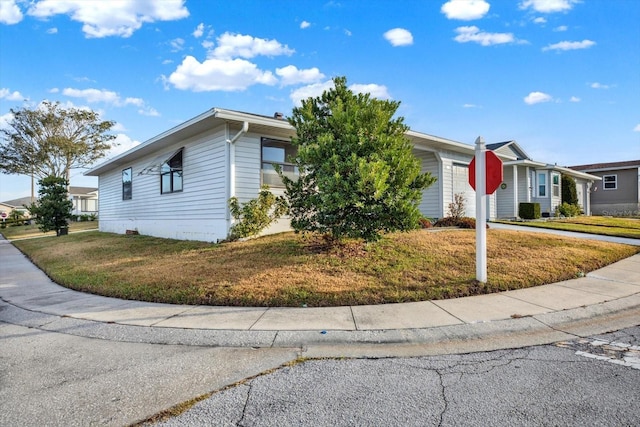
538 172 546 197
552 173 560 197
122 168 132 200
81 199 97 212
261 138 297 187
603 174 617 190
161 150 183 194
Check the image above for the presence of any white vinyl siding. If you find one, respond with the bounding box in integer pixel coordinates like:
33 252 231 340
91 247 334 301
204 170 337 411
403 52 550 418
98 125 229 241
413 150 441 219
234 133 262 204
451 163 476 218
497 166 514 218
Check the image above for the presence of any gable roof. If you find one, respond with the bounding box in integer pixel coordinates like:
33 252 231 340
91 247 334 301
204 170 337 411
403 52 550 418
486 140 530 160
1 196 33 208
85 108 294 176
569 159 640 172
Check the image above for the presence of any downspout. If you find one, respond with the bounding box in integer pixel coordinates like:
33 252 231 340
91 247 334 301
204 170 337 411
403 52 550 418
225 121 249 233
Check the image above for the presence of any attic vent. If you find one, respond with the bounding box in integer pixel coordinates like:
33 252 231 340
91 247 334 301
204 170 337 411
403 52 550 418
274 112 284 120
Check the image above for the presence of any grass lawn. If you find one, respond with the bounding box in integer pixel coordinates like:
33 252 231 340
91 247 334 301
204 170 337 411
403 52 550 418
0 221 99 240
11 229 639 307
494 216 640 239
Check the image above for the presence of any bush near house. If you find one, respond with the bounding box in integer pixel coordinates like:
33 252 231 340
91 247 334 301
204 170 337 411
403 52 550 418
556 202 581 218
519 202 541 220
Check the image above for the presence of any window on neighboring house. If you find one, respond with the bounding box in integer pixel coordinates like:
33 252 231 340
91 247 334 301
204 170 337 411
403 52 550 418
161 150 183 194
261 138 297 187
603 174 617 190
538 172 546 197
122 168 132 200
552 173 560 197
81 199 97 212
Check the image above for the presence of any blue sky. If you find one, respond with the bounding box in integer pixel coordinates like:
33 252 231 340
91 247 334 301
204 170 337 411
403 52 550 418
1 0 638 201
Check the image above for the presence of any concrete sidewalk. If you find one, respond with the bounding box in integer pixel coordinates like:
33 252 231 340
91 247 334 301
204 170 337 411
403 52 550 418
2 228 640 356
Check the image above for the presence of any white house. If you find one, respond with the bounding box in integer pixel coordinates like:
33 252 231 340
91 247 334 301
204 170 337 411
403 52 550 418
488 141 600 217
85 108 598 242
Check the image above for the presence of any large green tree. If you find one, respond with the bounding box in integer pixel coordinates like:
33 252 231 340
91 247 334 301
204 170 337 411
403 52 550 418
0 101 117 184
28 176 73 236
280 76 436 242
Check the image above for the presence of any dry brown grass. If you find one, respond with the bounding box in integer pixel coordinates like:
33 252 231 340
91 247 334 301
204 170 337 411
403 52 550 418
12 229 639 307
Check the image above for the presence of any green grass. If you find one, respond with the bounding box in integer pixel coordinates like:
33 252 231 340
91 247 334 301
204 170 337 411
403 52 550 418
494 216 640 239
0 221 99 240
11 228 639 307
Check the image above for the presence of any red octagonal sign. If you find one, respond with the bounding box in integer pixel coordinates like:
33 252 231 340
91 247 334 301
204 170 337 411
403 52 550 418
469 151 503 195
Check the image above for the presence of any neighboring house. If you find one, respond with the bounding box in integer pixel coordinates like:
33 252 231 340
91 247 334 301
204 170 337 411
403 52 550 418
1 186 99 219
489 141 600 218
69 186 99 216
569 160 640 215
85 107 598 242
0 197 34 220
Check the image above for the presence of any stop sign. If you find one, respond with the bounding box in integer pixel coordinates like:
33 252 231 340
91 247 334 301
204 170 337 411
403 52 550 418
469 150 503 194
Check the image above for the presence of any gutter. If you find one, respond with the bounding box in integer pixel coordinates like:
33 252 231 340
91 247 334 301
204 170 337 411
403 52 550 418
226 120 249 232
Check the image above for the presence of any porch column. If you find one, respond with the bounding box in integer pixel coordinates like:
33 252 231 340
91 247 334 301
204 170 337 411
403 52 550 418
512 165 518 217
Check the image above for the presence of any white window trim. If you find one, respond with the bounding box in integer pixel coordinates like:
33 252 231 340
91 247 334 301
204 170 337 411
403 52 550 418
602 174 617 190
552 173 560 197
537 172 547 197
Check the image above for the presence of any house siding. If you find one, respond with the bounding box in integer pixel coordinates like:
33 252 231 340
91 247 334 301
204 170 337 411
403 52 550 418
98 125 229 242
589 167 640 215
413 150 441 218
496 166 514 218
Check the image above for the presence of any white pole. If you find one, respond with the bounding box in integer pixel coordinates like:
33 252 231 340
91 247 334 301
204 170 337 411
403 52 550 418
475 136 487 283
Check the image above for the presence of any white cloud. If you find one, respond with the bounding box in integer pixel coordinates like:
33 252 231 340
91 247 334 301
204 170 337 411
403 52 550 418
463 103 480 108
169 38 185 52
276 65 325 86
350 83 391 99
46 27 58 34
344 29 352 37
524 91 553 104
519 0 580 13
105 133 141 159
542 39 595 51
0 112 14 130
167 56 277 92
441 0 490 20
300 20 311 29
0 0 23 24
454 26 516 46
62 88 121 104
27 0 189 38
383 28 413 46
289 80 390 106
554 25 568 31
0 88 25 101
569 96 581 102
533 17 547 24
193 23 204 38
590 82 610 89
289 80 335 105
209 32 294 60
634 124 640 132
61 88 157 116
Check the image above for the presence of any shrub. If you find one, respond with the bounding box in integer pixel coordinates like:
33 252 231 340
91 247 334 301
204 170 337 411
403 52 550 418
519 202 541 220
280 76 436 243
447 193 466 220
434 216 487 229
556 202 581 217
561 174 578 206
228 185 288 241
419 218 433 228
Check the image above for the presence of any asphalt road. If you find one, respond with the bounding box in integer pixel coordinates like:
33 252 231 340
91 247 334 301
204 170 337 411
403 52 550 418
153 326 640 427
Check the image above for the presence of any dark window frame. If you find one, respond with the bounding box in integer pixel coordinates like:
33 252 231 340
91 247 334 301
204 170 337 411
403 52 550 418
603 174 617 190
161 149 183 194
261 137 297 187
122 167 132 200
